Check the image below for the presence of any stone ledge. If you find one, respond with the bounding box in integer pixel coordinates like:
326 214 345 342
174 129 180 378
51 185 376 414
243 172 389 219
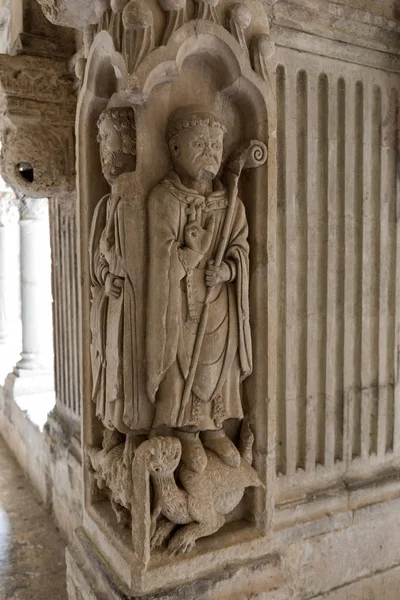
68 489 400 599
66 528 289 600
311 564 400 599
271 0 400 55
273 25 400 73
278 495 400 598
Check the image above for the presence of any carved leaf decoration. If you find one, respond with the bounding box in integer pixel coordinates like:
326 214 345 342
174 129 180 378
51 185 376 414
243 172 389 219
122 0 155 73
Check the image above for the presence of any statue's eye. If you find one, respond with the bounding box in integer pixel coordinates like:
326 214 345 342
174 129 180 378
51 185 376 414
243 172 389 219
212 142 221 151
192 140 204 149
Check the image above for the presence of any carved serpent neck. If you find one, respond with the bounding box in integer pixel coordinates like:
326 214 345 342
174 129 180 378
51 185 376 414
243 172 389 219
151 474 190 525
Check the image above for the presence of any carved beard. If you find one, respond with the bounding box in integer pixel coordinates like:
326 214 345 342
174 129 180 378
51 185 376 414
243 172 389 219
102 149 126 178
199 168 215 181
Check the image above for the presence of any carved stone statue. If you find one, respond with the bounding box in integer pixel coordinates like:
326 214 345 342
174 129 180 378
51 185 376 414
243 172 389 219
89 105 137 441
146 105 253 474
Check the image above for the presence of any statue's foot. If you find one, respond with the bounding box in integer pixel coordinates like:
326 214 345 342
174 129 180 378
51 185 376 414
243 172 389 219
102 427 124 453
202 429 241 468
174 430 207 473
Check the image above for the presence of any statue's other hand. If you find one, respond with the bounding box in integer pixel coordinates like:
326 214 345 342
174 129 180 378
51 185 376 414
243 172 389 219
205 260 230 287
184 214 215 255
105 273 124 298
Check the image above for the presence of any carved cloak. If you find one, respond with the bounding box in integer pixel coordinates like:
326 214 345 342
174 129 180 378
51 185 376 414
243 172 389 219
146 172 252 430
89 192 144 433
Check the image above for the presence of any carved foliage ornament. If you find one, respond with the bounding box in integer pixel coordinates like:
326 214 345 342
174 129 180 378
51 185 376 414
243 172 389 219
0 56 75 107
37 0 99 30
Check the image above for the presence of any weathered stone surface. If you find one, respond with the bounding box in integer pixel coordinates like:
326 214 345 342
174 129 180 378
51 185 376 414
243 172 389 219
66 528 290 600
0 0 399 599
279 497 400 598
0 433 68 600
0 53 76 197
76 3 275 591
0 386 82 542
312 565 400 600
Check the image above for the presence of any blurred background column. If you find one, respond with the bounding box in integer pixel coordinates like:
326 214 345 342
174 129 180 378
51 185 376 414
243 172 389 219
0 188 19 382
4 197 54 404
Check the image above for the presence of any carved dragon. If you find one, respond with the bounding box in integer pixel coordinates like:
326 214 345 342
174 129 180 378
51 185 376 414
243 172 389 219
149 422 263 554
87 423 262 553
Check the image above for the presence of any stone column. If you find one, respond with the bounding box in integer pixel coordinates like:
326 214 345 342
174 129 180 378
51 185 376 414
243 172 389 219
5 197 54 397
0 191 19 380
0 193 16 343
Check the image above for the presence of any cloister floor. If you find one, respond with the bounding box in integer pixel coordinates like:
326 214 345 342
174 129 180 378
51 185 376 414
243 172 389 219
0 434 67 599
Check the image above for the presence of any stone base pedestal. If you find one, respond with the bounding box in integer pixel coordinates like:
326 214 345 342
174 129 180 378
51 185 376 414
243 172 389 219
66 529 289 600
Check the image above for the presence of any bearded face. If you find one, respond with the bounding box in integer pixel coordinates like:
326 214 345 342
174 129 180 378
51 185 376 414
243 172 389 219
169 123 224 183
98 116 134 185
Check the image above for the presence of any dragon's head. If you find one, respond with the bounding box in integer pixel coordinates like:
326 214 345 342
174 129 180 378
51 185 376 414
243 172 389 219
147 436 182 477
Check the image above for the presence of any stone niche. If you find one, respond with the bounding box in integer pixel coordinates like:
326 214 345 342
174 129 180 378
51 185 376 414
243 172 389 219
72 0 278 596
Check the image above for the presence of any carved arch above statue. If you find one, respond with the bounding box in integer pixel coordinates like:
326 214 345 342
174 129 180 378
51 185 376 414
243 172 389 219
132 19 274 103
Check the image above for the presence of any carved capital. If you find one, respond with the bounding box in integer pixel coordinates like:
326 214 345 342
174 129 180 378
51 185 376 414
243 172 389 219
57 195 77 219
0 54 76 198
19 197 48 221
0 124 75 198
0 55 76 120
37 0 100 30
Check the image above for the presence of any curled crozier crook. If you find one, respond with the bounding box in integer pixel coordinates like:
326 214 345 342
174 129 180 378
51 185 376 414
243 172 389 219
225 139 268 177
245 139 268 168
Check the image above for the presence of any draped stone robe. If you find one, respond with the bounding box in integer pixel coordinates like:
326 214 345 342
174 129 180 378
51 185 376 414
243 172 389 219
89 192 141 433
147 171 252 431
